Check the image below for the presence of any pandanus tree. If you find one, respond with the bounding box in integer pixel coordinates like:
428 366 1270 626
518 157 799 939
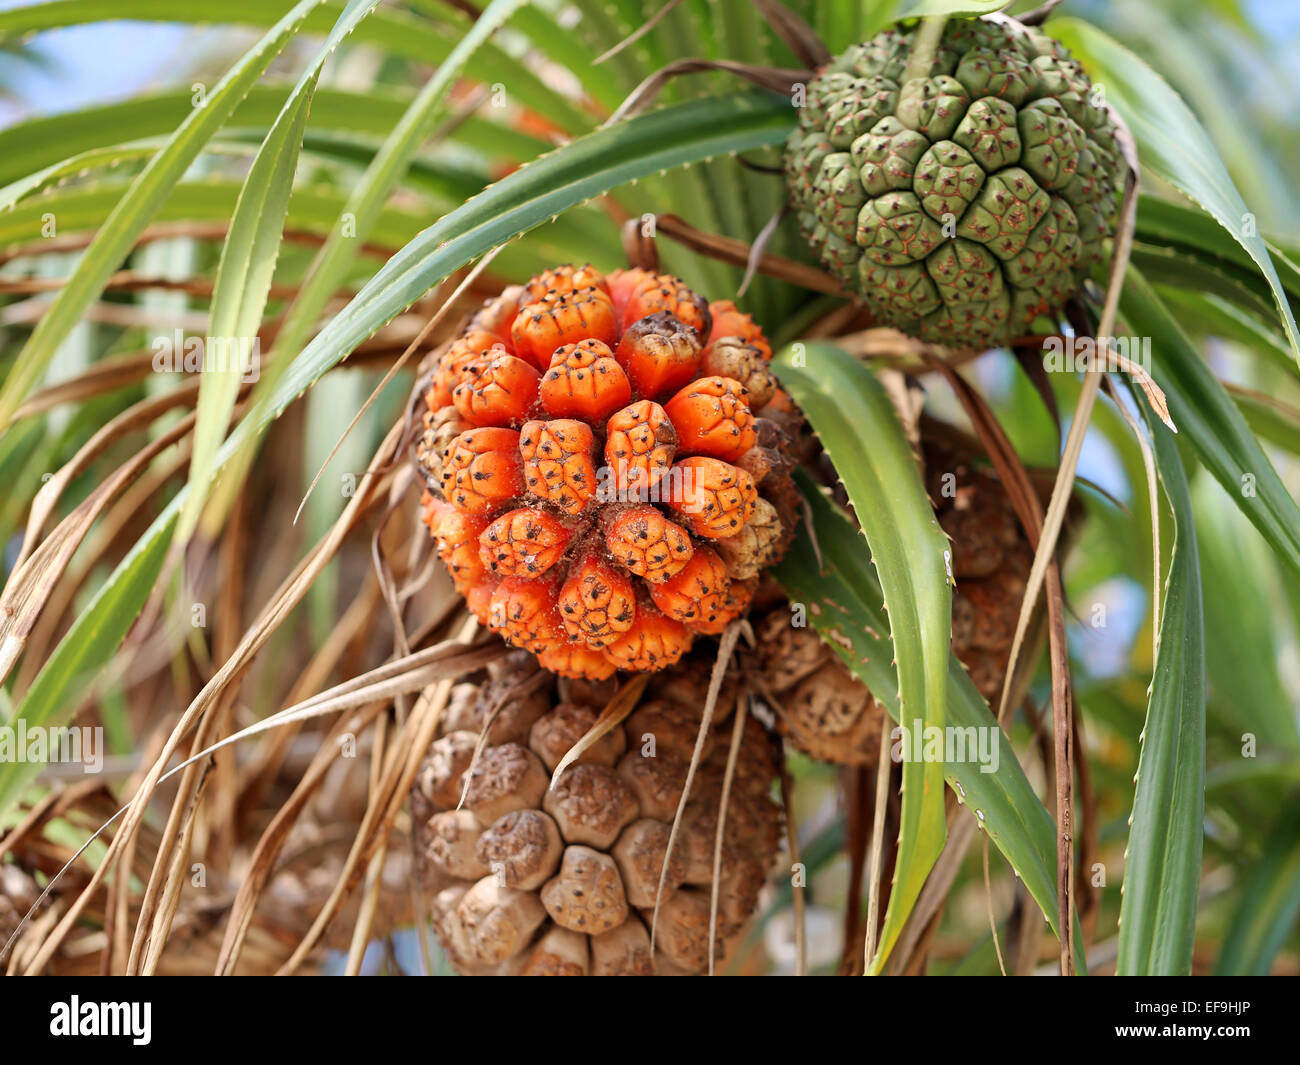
0 0 1298 977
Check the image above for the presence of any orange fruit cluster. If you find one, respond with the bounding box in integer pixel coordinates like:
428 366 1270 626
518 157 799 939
416 265 793 679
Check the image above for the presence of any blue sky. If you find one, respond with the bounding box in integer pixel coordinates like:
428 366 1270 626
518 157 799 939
3 0 1296 120
0 9 185 121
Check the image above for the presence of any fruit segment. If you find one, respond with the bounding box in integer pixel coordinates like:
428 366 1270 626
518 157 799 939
603 400 676 497
604 506 694 583
614 313 702 399
511 286 618 370
666 457 757 539
619 271 711 335
648 546 731 626
603 608 692 672
430 330 501 408
690 576 756 635
663 376 757 461
479 507 574 577
489 577 564 654
706 300 773 361
452 353 541 427
520 419 598 516
424 496 489 590
558 556 637 649
524 264 610 302
536 644 619 682
539 340 632 421
441 428 525 514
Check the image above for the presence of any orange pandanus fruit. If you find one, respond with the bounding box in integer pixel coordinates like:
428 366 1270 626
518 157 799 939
414 265 799 677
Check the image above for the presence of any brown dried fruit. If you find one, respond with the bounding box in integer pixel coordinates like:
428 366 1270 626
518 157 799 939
412 658 781 975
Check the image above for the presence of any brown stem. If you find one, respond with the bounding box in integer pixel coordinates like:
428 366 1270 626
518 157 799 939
621 216 660 272
655 212 845 295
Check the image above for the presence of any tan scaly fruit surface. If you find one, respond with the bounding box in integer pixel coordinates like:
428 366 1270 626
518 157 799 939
411 653 783 975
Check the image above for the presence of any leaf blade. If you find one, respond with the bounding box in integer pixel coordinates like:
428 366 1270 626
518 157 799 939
1051 17 1300 362
179 0 378 539
0 0 323 432
1121 270 1300 578
771 344 951 973
1116 392 1206 976
774 471 1085 964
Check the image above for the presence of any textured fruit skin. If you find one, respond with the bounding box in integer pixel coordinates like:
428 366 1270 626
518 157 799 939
411 655 783 975
784 18 1122 347
604 505 694 583
415 266 797 677
558 555 636 648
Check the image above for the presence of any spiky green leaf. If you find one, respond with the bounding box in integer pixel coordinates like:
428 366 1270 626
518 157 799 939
1121 270 1300 577
0 0 322 432
179 0 379 539
1116 389 1206 976
772 344 950 974
775 470 1086 966
1052 18 1300 362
